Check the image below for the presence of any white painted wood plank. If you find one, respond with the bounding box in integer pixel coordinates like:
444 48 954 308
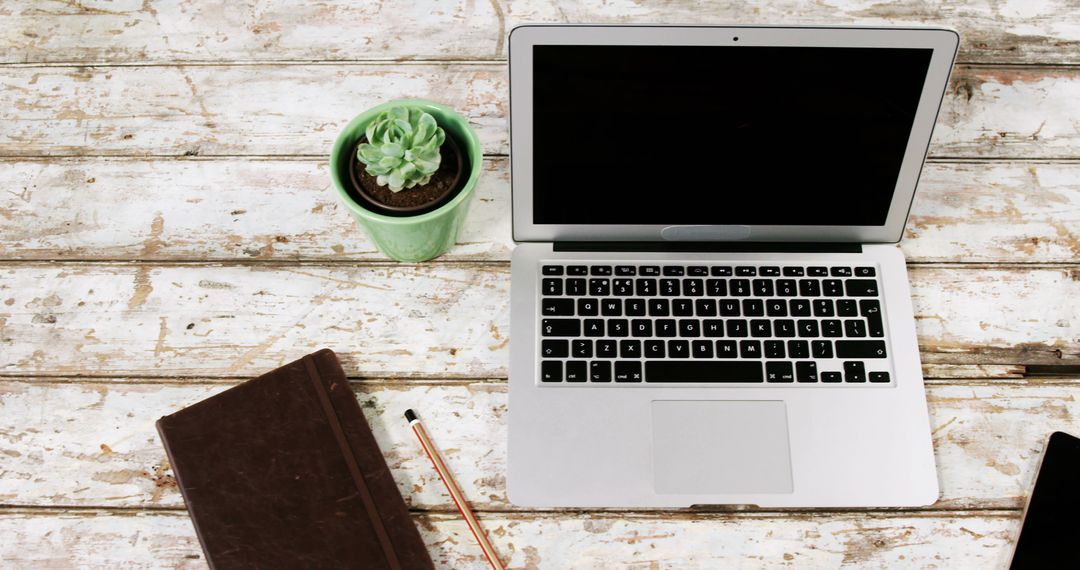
0 380 1076 512
3 0 1078 65
0 265 1076 377
2 65 1078 158
2 159 1077 264
0 509 1020 569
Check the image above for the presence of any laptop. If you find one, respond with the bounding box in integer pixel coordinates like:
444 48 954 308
507 25 958 508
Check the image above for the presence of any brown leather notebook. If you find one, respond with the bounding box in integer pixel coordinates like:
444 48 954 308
156 349 434 570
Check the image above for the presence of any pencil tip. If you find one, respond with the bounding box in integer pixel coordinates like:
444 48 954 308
404 409 417 422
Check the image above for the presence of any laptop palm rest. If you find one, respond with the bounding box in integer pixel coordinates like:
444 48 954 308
652 401 794 494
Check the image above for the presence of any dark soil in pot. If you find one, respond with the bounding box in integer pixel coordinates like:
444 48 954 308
346 132 466 217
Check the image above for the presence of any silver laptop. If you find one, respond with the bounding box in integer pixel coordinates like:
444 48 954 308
507 25 958 508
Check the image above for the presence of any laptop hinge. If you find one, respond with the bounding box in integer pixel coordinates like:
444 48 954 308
552 241 863 254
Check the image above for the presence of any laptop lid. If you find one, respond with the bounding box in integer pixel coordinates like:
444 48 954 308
508 25 958 244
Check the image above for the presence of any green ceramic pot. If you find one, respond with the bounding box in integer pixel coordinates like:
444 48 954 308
330 99 482 262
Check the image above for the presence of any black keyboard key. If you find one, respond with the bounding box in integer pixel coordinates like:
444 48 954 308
870 371 890 383
542 319 579 337
619 340 641 358
812 340 833 358
576 298 598 316
566 361 587 382
542 278 562 296
683 279 703 296
566 278 586 296
615 265 637 276
711 266 733 276
625 298 647 316
856 267 876 277
797 319 819 337
799 279 820 297
678 319 700 337
836 299 858 317
774 319 796 338
649 299 670 316
766 361 794 382
706 279 727 296
813 299 834 317
753 279 774 296
542 265 563 275
776 279 797 296
830 267 853 277
541 361 562 382
644 340 666 358
821 371 842 383
844 361 866 383
730 279 750 296
726 319 748 337
845 279 880 297
596 339 617 358
739 340 761 358
584 319 604 337
612 279 634 296
668 340 690 358
796 361 818 383
764 340 785 358
835 340 888 359
844 319 867 337
541 340 568 358
822 319 843 337
663 266 685 276
766 299 788 317
703 320 725 337
735 266 756 276
719 299 740 316
615 361 643 382
590 361 611 382
591 265 612 276
607 319 628 337
783 267 805 277
688 266 708 276
750 319 771 337
692 340 714 358
542 298 574 316
660 279 680 296
631 319 653 337
760 266 781 276
572 340 592 358
567 265 588 275
640 266 660 276
716 340 738 358
656 319 677 337
672 299 694 316
860 300 885 337
589 278 610 296
646 361 763 383
636 278 657 296
808 266 828 276
742 299 764 316
789 299 811 316
601 299 622 316
695 299 717 316
788 340 809 359
823 279 844 296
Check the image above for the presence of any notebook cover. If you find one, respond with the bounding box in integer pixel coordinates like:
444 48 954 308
156 349 434 570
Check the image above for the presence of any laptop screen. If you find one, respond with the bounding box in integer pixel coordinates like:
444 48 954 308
531 44 933 226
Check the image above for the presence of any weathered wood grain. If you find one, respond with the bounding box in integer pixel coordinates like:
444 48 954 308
0 380 1076 512
0 508 1021 569
3 65 1079 158
4 0 1079 65
2 159 1077 264
0 264 1075 378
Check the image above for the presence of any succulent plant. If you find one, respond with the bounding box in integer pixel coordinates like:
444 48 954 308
356 106 446 192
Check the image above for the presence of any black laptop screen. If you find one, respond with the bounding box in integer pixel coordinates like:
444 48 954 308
531 44 933 225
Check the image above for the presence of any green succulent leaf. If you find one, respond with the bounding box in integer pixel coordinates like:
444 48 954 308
355 105 446 193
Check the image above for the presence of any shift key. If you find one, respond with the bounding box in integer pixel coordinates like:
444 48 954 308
542 319 581 337
835 340 887 358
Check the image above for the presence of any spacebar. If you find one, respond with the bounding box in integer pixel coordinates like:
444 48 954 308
646 362 764 383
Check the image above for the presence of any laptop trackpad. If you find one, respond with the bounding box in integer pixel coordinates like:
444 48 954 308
652 401 793 494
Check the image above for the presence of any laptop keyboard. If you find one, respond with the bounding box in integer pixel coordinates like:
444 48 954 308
537 263 893 385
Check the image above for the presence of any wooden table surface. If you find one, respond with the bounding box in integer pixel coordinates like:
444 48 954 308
1 1 1078 568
